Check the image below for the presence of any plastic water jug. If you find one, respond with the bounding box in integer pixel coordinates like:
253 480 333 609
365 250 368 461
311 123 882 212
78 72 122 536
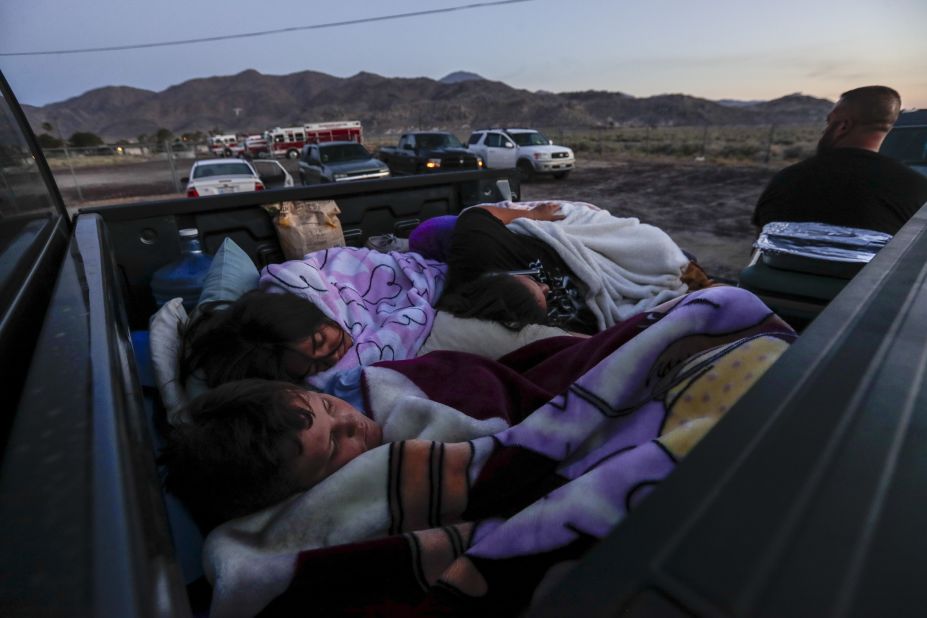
150 228 213 311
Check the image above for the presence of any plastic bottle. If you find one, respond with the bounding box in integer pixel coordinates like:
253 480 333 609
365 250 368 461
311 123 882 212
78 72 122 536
150 228 214 312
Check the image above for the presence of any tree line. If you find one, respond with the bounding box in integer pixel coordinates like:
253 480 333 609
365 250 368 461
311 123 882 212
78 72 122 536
35 123 215 149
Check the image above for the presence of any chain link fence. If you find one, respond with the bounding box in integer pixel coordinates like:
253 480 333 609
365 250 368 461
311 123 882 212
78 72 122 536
44 142 210 206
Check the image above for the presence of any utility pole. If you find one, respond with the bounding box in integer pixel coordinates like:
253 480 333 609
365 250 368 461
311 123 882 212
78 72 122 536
165 142 180 193
55 118 83 203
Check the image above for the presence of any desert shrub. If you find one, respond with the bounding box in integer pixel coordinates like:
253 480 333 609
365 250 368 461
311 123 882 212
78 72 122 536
574 140 601 153
641 142 702 157
718 144 762 160
783 145 809 160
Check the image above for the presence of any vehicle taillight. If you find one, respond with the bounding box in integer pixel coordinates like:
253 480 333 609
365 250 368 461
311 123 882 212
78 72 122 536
255 182 265 191
186 187 199 198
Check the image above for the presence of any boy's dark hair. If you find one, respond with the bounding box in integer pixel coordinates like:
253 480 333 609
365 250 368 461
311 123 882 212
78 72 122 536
840 85 902 131
159 379 311 529
437 271 548 330
180 289 330 387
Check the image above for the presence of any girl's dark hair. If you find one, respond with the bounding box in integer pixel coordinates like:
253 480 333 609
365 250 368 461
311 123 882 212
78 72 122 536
180 289 330 386
159 379 310 530
437 271 548 330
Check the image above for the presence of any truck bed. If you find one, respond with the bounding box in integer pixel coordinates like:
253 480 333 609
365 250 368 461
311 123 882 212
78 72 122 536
0 170 518 616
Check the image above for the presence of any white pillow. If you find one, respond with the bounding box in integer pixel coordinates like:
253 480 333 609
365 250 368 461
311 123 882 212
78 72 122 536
149 297 189 424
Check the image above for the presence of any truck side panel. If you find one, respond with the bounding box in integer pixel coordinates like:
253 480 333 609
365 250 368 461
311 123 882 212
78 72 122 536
0 214 192 616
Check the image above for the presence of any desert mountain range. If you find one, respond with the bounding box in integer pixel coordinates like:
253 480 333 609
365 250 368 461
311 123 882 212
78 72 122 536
22 69 833 141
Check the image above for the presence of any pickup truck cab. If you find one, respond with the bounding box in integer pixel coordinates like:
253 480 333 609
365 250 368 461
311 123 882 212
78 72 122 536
378 131 483 175
467 127 575 180
298 141 390 184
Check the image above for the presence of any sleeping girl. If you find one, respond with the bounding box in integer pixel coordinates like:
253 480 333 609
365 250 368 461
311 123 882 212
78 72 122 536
181 246 575 394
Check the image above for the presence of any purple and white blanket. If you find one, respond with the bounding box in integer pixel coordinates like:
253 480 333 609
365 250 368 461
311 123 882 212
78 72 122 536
260 247 447 390
203 287 796 617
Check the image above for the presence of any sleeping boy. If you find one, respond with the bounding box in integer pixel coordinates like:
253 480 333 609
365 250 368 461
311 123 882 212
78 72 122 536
160 380 378 529
160 377 510 529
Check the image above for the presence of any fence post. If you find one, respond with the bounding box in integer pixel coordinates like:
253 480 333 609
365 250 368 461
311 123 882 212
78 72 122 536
764 124 776 165
63 146 84 203
165 142 181 193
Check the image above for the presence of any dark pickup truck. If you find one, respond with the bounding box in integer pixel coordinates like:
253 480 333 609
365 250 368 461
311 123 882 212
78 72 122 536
2 65 927 618
377 131 483 175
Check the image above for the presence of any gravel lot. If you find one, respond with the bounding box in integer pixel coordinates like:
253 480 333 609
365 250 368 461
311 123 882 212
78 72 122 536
57 154 776 281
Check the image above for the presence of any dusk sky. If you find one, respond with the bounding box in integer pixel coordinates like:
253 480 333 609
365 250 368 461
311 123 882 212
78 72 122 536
2 0 925 109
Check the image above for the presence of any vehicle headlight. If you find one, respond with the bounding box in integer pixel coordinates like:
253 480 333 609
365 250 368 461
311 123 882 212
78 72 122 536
477 157 484 168
334 173 347 179
533 152 550 160
425 158 442 169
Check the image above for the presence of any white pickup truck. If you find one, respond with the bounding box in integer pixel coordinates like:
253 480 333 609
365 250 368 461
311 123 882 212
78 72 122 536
467 128 575 180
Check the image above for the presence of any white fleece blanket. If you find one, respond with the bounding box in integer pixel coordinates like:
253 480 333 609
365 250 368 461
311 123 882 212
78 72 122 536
506 200 689 327
202 366 506 618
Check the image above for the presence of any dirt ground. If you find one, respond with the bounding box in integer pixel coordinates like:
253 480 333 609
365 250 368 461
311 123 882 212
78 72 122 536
62 155 777 282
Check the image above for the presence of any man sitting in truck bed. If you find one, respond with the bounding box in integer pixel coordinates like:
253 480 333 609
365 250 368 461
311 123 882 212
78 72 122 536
752 85 927 235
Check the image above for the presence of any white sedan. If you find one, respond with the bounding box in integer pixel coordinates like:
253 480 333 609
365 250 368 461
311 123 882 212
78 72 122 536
184 159 264 197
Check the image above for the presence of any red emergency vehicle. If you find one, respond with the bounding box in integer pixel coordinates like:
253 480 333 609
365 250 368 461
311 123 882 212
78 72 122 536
207 134 244 156
243 134 269 157
264 120 363 159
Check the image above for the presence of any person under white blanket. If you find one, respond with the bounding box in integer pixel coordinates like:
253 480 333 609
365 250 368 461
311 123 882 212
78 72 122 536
160 377 508 530
439 201 690 333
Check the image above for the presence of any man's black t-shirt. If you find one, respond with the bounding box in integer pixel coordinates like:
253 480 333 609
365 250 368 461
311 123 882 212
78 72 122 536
752 148 927 235
445 207 571 286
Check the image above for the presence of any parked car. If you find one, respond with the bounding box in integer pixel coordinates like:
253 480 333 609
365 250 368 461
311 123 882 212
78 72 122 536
298 141 390 184
467 128 574 180
378 132 483 175
182 158 264 197
249 158 294 189
880 109 927 176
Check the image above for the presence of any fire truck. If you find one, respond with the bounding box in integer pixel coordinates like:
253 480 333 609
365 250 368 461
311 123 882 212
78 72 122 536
243 134 269 157
264 120 363 159
206 134 244 156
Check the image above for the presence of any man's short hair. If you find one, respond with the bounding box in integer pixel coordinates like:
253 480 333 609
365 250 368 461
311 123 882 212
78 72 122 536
839 86 901 131
159 379 310 530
